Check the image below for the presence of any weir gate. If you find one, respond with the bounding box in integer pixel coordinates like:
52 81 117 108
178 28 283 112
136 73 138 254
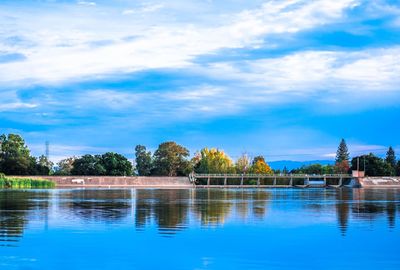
189 173 356 188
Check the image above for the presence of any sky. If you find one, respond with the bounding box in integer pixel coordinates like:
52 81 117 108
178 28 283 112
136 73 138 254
0 0 399 162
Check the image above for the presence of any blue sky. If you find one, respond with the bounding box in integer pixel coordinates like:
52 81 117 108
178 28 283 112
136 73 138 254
0 0 399 162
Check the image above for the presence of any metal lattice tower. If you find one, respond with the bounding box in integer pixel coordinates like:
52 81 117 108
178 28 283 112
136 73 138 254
45 141 50 160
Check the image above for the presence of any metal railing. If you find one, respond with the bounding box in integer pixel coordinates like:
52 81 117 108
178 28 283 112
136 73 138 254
193 173 352 177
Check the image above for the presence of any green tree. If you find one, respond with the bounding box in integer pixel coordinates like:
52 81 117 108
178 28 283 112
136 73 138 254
101 152 132 176
31 155 54 175
385 146 396 176
135 145 152 176
290 164 335 174
152 142 190 176
351 153 392 176
335 139 350 163
0 134 32 175
54 157 76 175
335 139 350 173
71 154 106 175
193 148 235 174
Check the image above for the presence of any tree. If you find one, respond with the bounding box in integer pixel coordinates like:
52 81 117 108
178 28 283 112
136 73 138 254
385 146 396 176
193 148 235 174
351 153 392 176
152 142 190 176
71 155 106 175
71 153 132 176
0 134 32 175
250 156 272 175
252 156 266 165
135 145 152 176
101 152 132 176
335 139 350 163
54 157 76 175
291 164 335 175
33 155 54 175
335 139 350 173
235 153 250 174
334 160 350 174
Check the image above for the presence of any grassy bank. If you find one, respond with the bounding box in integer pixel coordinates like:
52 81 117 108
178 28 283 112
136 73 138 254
0 174 55 189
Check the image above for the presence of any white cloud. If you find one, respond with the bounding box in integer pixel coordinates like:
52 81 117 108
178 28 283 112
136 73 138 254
349 144 388 155
0 0 359 84
76 89 140 110
121 9 135 15
0 102 37 112
205 47 400 94
122 3 164 15
1 0 398 121
323 153 336 158
77 1 96 6
0 89 38 112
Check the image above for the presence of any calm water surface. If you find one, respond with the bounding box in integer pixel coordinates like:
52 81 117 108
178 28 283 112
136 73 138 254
0 188 399 269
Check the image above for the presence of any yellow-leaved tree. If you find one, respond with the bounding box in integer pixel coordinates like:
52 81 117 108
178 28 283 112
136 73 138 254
250 156 273 175
192 148 235 174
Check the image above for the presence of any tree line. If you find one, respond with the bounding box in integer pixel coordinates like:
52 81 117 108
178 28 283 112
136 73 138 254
1 134 399 177
291 140 400 177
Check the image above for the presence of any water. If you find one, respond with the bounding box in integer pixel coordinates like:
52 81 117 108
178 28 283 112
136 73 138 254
0 188 399 270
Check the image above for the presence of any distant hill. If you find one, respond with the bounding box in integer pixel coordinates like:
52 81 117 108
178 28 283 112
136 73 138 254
268 160 335 171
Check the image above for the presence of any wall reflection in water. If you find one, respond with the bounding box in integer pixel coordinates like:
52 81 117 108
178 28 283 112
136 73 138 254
0 188 399 244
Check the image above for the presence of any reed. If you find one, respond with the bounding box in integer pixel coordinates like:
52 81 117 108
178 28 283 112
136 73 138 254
0 174 55 189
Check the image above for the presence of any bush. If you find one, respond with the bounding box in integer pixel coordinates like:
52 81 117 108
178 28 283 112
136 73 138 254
0 177 55 189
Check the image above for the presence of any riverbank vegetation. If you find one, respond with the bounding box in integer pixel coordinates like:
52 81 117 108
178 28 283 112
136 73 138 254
1 133 399 177
0 173 55 189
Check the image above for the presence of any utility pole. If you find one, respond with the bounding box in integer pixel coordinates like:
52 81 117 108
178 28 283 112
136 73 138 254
364 156 366 173
357 157 360 172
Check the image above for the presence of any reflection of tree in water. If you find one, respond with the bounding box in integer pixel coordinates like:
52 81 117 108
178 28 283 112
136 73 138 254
0 191 50 246
61 189 132 222
233 190 270 219
135 189 190 236
298 189 339 214
251 190 269 218
193 189 270 225
335 188 352 236
135 190 153 229
386 191 396 229
352 189 398 229
234 190 249 219
193 189 233 226
153 189 190 235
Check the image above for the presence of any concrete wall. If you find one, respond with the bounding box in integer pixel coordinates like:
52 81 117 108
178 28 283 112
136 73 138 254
13 175 193 187
359 177 400 188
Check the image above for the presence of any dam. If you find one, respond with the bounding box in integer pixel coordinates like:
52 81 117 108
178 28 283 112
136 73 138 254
11 173 400 188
